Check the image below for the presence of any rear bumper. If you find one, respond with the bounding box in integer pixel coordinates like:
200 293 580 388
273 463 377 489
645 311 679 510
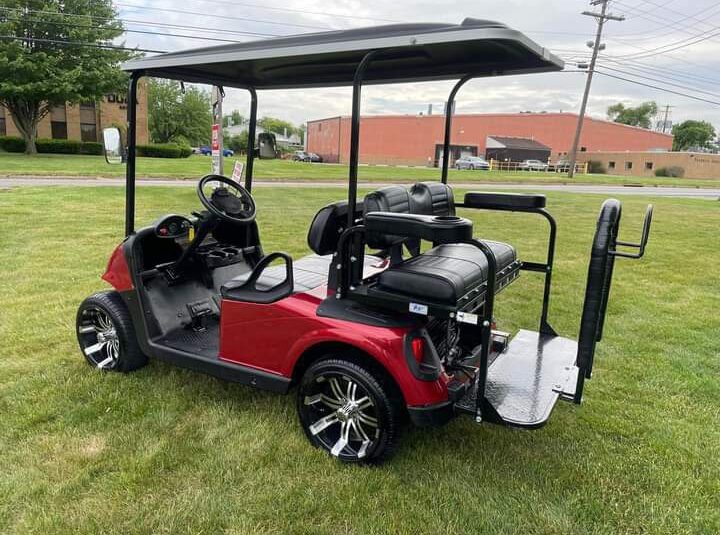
407 400 455 427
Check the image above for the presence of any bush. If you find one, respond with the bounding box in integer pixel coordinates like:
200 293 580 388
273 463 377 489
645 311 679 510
655 166 684 178
0 136 103 155
587 160 607 174
0 136 26 152
36 138 81 154
137 143 185 158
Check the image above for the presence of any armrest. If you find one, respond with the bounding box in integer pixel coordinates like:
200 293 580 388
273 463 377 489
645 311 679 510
221 252 294 303
364 212 472 244
463 192 546 211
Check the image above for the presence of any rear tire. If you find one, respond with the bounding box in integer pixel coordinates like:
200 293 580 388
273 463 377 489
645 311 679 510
297 358 402 463
76 291 148 373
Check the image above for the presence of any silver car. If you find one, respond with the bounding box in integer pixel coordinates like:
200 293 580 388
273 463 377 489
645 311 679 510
455 156 490 170
518 159 549 171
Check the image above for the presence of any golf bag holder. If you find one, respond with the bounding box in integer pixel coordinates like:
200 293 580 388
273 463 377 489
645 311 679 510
574 200 653 402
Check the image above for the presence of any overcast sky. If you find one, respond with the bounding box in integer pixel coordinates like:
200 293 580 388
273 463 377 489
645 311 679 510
115 0 720 131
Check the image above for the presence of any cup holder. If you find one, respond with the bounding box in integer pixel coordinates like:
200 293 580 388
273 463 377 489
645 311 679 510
433 215 462 222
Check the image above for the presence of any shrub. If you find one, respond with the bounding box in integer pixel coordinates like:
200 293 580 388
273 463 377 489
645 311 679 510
0 136 26 152
137 143 183 158
36 138 81 154
587 160 607 174
178 144 193 158
655 166 684 178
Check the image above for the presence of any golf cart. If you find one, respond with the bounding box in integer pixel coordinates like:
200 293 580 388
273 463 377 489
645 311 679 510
78 19 653 463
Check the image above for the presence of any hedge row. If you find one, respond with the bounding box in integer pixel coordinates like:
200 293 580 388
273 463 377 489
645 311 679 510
136 143 192 158
0 136 102 155
655 166 684 178
0 136 191 158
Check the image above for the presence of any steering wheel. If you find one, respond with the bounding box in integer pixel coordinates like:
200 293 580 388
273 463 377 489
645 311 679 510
197 174 256 224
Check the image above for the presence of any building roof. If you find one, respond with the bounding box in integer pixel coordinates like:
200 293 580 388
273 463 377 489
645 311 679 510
486 136 550 150
122 18 563 89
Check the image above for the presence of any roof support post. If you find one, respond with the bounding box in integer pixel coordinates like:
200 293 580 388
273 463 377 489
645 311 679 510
441 74 474 184
125 70 143 237
348 50 381 228
245 87 258 192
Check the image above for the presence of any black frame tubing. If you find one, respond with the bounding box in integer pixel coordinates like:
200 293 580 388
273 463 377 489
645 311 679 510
244 87 258 192
125 70 143 237
467 238 496 423
441 74 474 183
347 50 382 229
455 203 558 335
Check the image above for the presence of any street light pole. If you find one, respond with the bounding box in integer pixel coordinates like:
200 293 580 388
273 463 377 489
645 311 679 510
567 0 624 178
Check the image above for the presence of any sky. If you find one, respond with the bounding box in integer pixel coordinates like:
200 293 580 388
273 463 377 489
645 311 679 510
113 0 720 131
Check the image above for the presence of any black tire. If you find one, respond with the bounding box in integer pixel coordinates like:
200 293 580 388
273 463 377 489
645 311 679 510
76 291 148 373
470 164 476 170
297 358 402 463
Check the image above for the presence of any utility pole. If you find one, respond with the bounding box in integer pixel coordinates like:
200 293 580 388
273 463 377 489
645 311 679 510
567 0 624 178
211 86 224 175
660 104 673 133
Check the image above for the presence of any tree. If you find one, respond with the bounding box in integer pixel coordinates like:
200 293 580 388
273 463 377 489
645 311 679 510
258 116 298 137
226 131 248 153
607 101 658 129
0 1 130 154
148 79 212 146
223 109 245 128
671 120 716 151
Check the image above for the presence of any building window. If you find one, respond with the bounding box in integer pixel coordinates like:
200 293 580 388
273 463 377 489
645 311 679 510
79 101 97 142
625 161 633 170
645 161 653 170
0 107 5 136
50 105 67 139
608 161 616 169
580 146 587 152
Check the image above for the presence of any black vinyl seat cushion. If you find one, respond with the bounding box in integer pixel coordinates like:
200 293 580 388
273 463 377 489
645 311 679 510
375 241 518 304
222 254 381 297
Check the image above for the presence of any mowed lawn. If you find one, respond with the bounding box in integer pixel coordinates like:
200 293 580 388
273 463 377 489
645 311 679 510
0 184 718 534
2 152 719 187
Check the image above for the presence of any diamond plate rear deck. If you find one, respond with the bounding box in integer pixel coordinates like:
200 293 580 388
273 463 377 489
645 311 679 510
456 329 579 428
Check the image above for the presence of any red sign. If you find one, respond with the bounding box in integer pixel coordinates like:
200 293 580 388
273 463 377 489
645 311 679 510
211 124 220 151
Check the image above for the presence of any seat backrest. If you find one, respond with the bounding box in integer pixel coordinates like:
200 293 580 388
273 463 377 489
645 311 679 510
409 182 455 216
363 186 413 249
307 200 364 255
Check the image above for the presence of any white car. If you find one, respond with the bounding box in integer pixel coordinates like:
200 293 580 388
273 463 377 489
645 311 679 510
518 159 549 171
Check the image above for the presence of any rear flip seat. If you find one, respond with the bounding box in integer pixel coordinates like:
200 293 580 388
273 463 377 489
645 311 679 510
361 182 520 307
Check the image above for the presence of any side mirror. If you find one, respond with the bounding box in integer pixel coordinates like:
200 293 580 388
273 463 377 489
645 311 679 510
103 127 125 164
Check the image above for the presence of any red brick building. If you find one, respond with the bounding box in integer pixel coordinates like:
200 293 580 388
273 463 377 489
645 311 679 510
306 112 673 166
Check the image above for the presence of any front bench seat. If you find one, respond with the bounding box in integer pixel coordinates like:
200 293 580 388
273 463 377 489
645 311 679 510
374 241 519 304
222 200 381 300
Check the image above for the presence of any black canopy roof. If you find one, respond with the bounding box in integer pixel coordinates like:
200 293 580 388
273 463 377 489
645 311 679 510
122 18 564 89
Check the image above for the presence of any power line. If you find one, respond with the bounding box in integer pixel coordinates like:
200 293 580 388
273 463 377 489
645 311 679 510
114 2 330 31
594 69 720 106
0 34 165 53
603 55 720 87
596 63 720 98
176 0 399 24
0 15 252 44
0 6 281 38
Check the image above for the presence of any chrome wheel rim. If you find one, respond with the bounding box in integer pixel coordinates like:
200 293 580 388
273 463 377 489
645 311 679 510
302 373 380 460
78 307 120 369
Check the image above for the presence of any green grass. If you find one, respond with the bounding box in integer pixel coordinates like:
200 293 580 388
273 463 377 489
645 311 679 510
1 152 719 187
0 185 718 534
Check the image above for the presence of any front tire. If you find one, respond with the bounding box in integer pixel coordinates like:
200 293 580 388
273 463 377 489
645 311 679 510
76 291 147 372
297 358 401 463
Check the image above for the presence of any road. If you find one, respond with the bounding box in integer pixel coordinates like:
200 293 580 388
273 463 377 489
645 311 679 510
1 177 719 199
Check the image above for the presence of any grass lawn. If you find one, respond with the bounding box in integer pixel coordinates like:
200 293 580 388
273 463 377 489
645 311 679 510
0 185 718 534
1 152 719 188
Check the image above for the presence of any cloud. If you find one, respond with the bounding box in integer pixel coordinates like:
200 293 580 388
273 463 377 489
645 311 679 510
118 0 720 130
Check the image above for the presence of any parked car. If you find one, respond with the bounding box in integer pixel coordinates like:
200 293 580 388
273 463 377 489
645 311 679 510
518 159 549 171
293 150 323 162
199 146 234 157
554 159 571 172
455 156 490 170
